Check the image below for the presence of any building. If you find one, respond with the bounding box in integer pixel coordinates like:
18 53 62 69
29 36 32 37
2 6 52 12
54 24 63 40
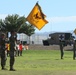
17 32 50 45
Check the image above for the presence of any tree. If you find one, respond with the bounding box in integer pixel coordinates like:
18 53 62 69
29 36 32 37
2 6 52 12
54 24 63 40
0 14 35 43
2 14 26 32
0 19 6 32
0 14 26 37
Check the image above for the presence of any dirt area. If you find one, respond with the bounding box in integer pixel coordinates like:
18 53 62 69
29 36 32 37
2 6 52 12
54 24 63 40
28 44 73 50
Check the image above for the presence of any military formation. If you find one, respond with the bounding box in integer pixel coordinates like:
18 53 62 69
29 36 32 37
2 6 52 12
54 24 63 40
0 30 28 71
0 31 76 71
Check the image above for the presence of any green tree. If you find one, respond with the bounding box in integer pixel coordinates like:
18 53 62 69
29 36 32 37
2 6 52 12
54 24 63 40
3 14 26 32
0 19 6 32
0 14 26 37
0 14 35 43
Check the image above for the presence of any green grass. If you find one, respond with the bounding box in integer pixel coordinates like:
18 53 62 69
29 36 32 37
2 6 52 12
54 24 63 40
0 49 76 75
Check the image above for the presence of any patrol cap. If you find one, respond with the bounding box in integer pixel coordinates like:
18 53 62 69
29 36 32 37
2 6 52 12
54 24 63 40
10 30 15 33
10 30 16 35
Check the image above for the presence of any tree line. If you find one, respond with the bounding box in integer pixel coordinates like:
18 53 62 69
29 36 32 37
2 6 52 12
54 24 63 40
0 14 35 38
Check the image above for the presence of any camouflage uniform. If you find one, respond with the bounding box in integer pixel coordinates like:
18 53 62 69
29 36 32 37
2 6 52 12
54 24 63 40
73 40 76 60
0 33 7 70
9 31 17 71
59 34 64 59
59 40 64 59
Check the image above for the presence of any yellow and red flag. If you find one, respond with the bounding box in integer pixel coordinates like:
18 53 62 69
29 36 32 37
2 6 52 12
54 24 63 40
26 3 48 30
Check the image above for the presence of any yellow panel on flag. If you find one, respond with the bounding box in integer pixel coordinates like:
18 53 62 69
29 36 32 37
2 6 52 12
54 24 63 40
26 3 48 30
74 29 76 35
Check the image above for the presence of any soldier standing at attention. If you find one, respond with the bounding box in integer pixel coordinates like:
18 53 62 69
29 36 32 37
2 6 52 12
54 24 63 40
0 33 7 70
59 40 64 59
9 31 17 71
73 40 76 60
59 34 64 59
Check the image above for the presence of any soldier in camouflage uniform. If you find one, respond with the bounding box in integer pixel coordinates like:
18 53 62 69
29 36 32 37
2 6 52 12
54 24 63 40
0 33 7 70
59 40 64 59
73 40 76 60
59 34 64 59
9 31 17 71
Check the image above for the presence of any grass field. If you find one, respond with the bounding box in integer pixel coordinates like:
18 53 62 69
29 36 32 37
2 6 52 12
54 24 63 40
0 49 76 75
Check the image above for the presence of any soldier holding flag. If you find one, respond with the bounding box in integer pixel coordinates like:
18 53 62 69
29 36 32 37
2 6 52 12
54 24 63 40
9 30 17 71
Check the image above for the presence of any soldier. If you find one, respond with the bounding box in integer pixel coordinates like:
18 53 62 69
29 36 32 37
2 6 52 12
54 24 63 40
59 34 64 59
9 31 17 71
59 40 64 59
73 40 76 60
0 33 7 70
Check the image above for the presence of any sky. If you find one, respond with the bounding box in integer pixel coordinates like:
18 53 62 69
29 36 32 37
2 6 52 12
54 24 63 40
0 0 76 33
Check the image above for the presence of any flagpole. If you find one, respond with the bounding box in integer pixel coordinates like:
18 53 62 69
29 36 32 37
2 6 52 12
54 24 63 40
36 1 39 4
17 24 22 33
17 19 27 33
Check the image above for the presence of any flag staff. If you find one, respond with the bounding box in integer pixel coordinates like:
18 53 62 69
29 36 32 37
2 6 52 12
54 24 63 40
17 20 26 33
36 1 39 4
17 24 22 33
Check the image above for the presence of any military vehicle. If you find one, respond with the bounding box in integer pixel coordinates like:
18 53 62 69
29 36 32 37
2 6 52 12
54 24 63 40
43 32 74 46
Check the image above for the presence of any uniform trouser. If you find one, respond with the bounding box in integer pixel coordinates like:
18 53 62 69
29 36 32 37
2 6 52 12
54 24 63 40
18 50 20 56
20 50 22 56
10 52 15 69
1 53 6 69
73 49 75 60
60 49 64 59
7 50 10 57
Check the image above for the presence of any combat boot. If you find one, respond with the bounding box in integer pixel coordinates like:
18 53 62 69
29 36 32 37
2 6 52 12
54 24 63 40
10 66 16 71
1 65 7 70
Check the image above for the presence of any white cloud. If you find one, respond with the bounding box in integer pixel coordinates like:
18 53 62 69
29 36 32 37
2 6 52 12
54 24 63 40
0 14 7 19
0 14 76 24
47 16 76 23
